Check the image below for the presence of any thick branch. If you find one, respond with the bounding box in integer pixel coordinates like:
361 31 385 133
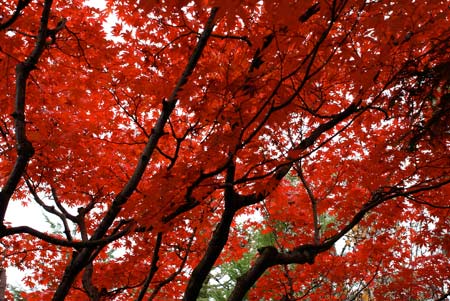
299 2 320 23
198 105 361 285
51 8 218 301
0 0 32 30
90 7 218 243
228 246 279 301
228 179 450 300
82 263 100 301
183 159 237 301
0 0 55 225
1 224 131 248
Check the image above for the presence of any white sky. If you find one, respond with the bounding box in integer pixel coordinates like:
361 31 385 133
5 201 49 288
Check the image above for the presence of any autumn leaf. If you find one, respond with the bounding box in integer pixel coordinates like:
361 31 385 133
0 0 449 300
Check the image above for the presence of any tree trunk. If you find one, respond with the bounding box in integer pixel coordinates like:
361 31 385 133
0 268 7 301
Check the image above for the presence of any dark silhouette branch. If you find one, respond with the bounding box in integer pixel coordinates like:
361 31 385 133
228 246 279 301
25 178 73 241
0 0 61 225
295 162 320 245
51 8 219 300
82 262 100 301
227 178 450 301
183 159 238 301
148 230 196 300
346 260 382 301
299 2 320 23
51 186 78 223
1 224 131 248
0 0 32 30
135 232 163 301
435 292 450 301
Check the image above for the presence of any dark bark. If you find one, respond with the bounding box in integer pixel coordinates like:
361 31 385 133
51 8 218 300
227 246 279 301
0 0 32 30
136 232 163 301
183 161 238 301
0 0 55 225
0 224 130 248
148 232 195 301
82 263 100 301
182 103 359 300
299 2 320 23
227 180 450 301
0 268 5 301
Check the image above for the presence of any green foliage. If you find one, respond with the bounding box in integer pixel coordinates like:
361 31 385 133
42 213 63 235
8 285 26 301
198 211 340 299
199 225 274 300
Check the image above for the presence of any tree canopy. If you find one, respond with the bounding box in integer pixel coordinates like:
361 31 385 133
0 0 449 300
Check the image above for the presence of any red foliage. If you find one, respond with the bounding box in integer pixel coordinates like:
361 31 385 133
0 0 449 300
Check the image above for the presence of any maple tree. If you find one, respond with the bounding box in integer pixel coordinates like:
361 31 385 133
0 0 449 300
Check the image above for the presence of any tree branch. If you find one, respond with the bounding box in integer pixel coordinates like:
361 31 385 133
1 224 131 248
227 178 450 300
135 232 162 301
0 0 56 225
25 178 73 241
51 8 219 300
148 230 196 300
295 162 320 245
0 0 32 30
183 158 238 301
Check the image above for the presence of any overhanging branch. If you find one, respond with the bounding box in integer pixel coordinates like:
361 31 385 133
51 8 219 300
0 0 58 225
227 178 450 301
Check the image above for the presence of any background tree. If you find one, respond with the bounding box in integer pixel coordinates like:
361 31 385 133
0 0 449 300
